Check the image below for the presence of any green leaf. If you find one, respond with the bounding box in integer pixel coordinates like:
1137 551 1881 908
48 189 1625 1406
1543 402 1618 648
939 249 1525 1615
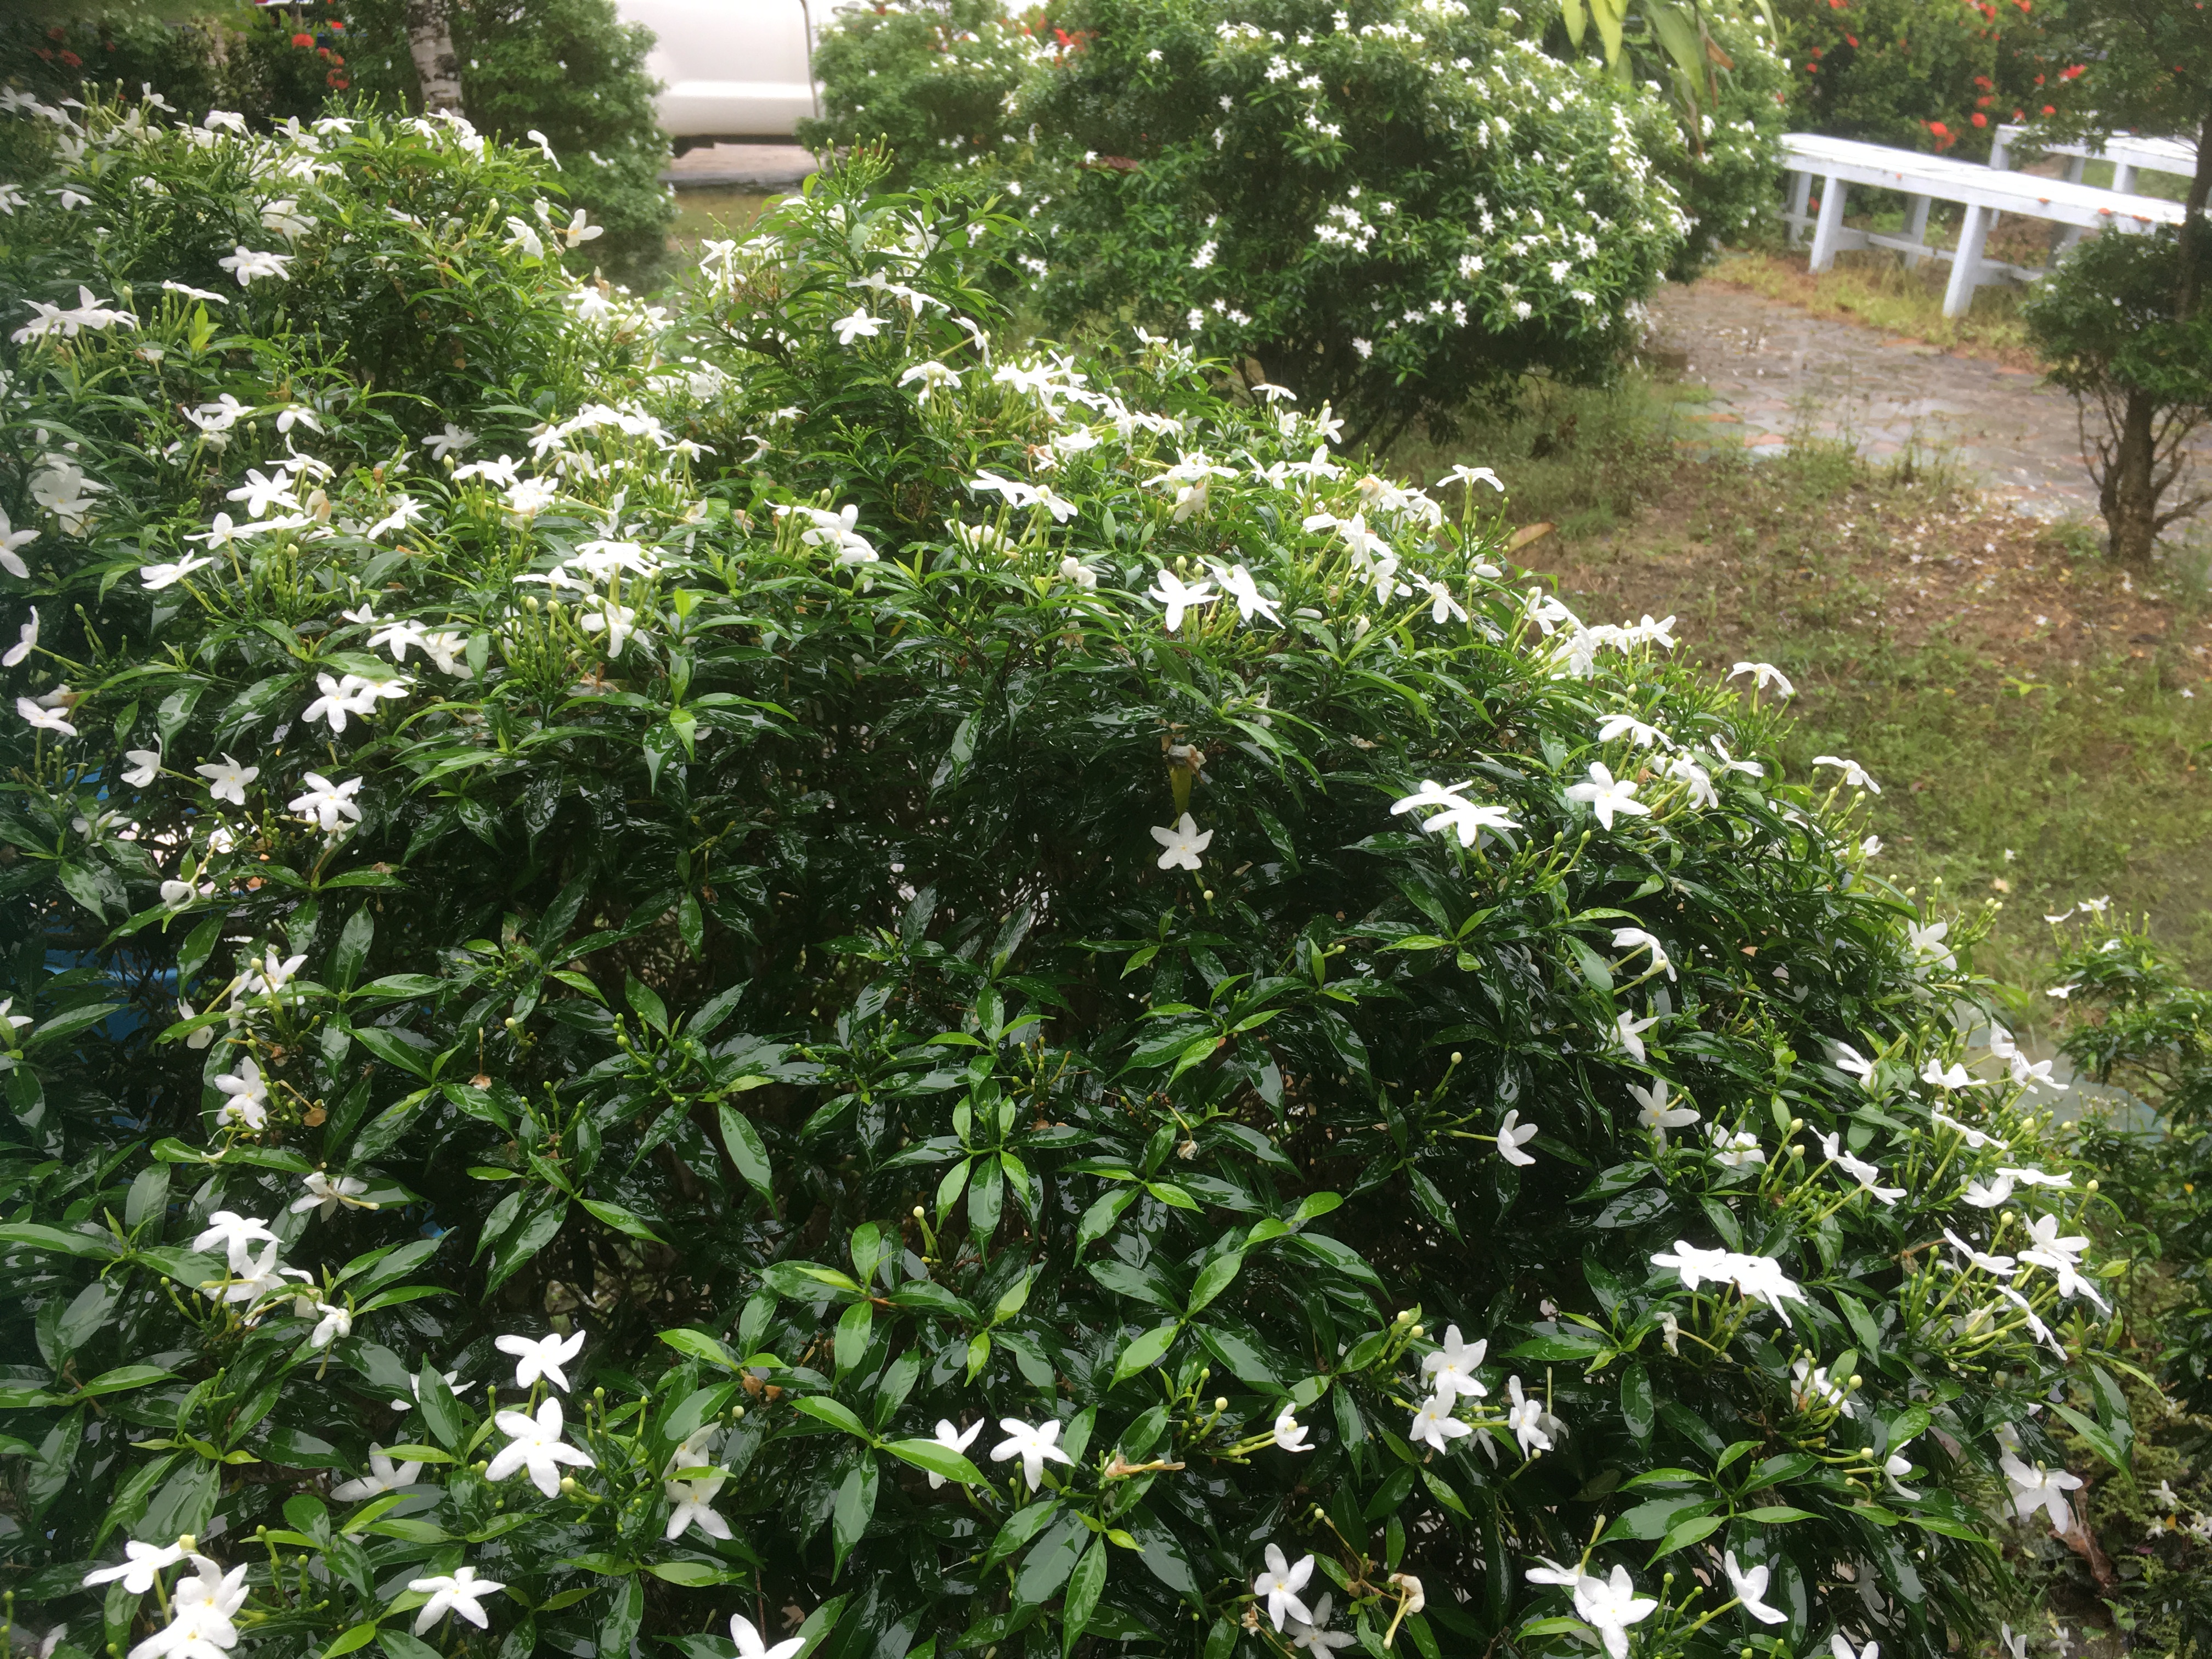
579 1198 666 1244
1647 1513 1722 1563
0 1223 118 1260
791 1396 872 1440
74 1365 173 1398
485 1197 568 1296
659 1328 743 1370
1186 1252 1243 1317
1738 1505 1816 1523
645 1560 744 1585
2049 1400 2128 1471
321 1625 381 1659
885 1437 985 1486
1062 1538 1108 1654
831 1456 878 1577
1619 1360 1654 1442
1111 1322 1181 1386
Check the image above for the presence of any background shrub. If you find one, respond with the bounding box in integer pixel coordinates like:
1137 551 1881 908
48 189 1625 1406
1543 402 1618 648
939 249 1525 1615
0 95 2137 1659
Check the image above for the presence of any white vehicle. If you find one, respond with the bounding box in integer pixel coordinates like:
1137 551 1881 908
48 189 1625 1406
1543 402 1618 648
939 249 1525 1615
615 0 833 149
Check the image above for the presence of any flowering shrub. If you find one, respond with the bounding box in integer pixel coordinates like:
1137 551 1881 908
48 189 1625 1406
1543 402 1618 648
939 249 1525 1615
1773 0 2074 160
0 95 2136 1659
0 8 338 127
810 0 1702 448
324 0 676 288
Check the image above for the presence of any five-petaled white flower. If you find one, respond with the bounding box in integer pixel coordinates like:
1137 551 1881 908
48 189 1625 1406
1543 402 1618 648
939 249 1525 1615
217 245 292 285
82 1539 186 1593
1271 1406 1312 1452
1287 1590 1358 1652
831 308 883 345
307 1301 352 1350
496 1327 586 1392
16 695 74 736
730 1613 804 1659
1565 762 1649 830
990 1417 1072 1490
0 506 37 578
408 1566 506 1635
664 1468 732 1541
1211 562 1283 626
1409 1393 1472 1453
559 208 603 247
289 773 364 833
1814 754 1880 794
1252 1543 1315 1631
195 754 258 805
1391 779 1519 849
487 1396 596 1496
1150 812 1213 872
1146 569 1217 632
1574 1564 1656 1659
214 1059 270 1131
1729 661 1795 697
927 1418 983 1488
331 1447 422 1502
1505 1374 1551 1455
194 1209 276 1268
122 746 162 786
421 424 476 461
292 1170 373 1218
1496 1108 1538 1166
1724 1553 1787 1624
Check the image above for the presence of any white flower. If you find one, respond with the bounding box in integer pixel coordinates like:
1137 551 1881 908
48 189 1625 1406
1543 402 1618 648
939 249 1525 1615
1729 661 1795 696
0 505 36 578
487 1396 596 1496
559 208 603 247
292 1170 373 1218
1211 562 1282 625
1725 1553 1786 1624
1650 1242 1807 1325
1629 1079 1697 1143
927 1418 984 1488
1150 812 1212 872
1613 1010 1658 1063
495 1327 586 1391
368 495 426 539
289 773 364 833
1921 1058 1982 1091
1573 1564 1656 1659
1884 1435 1922 1500
1611 927 1673 980
2001 1453 2083 1532
408 1566 505 1635
831 308 883 345
1272 1406 1313 1452
1597 713 1669 750
1710 1125 1766 1169
1814 754 1881 793
1443 463 1504 493
82 1540 186 1593
1962 1173 2015 1209
1058 555 1098 590
1496 1108 1538 1167
194 1209 276 1269
135 1554 249 1659
202 1238 297 1305
1791 1356 1845 1409
730 1614 804 1659
391 1369 472 1412
225 468 296 519
307 1301 352 1350
1832 1637 1880 1659
899 360 963 402
1505 1374 1551 1455
195 754 258 806
1390 779 1519 848
331 1447 423 1502
3 607 35 667
1943 1228 2016 1278
422 424 476 461
664 1469 732 1541
0 997 32 1039
989 1416 1072 1489
1815 1130 1904 1206
1831 1041 1875 1086
1287 1590 1357 1652
1146 569 1217 632
1409 1392 1472 1453
1252 1543 1315 1631
139 556 214 590
214 1059 270 1131
16 695 74 736
122 746 162 787
1420 1328 1491 1409
217 245 292 284
1565 762 1648 830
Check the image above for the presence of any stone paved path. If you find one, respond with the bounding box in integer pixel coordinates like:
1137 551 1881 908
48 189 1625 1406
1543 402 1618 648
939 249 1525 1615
662 143 817 190
1644 279 2105 520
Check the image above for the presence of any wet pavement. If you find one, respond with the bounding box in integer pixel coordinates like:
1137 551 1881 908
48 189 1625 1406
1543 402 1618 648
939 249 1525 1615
662 143 818 190
1645 279 2110 521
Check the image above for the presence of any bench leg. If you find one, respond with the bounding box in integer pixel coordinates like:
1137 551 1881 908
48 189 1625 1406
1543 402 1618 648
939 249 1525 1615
1808 174 1847 272
1787 170 1812 246
2114 162 2137 194
1943 203 1991 318
1901 195 1932 269
2066 156 2087 184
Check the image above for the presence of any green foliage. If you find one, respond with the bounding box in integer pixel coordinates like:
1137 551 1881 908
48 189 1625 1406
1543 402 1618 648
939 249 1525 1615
2027 230 2212 413
0 94 2138 1659
1772 0 2072 161
334 0 676 287
0 1 336 125
797 0 1056 190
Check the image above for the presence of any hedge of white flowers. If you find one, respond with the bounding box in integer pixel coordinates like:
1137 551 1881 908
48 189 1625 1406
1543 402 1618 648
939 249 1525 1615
804 0 1787 448
0 93 2126 1659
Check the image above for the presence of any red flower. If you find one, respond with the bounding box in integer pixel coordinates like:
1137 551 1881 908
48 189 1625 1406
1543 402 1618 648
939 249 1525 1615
1971 111 1987 126
32 46 52 60
326 70 348 88
328 18 344 27
2061 63 2084 77
2013 108 2024 119
1928 120 1950 135
1974 74 1991 87
59 49 80 66
1845 33 1859 45
2041 103 2056 114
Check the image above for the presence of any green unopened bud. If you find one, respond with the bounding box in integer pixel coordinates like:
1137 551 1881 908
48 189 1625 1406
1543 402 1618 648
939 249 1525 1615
913 1205 925 1218
1788 1117 1803 1132
1449 1052 1462 1064
1202 890 1215 901
1848 1374 1863 1389
560 1475 578 1494
1409 1325 1424 1339
1214 1397 1228 1412
2085 1180 2098 1193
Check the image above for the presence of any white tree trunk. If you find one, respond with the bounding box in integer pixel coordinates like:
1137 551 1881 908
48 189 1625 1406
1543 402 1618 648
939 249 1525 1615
404 0 465 115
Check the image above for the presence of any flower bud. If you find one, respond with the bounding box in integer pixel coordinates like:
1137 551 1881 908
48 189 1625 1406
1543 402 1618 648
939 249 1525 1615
1214 1397 1228 1412
560 1475 577 1493
1202 890 1215 901
1409 1325 1424 1338
1848 1375 1863 1389
2085 1179 2098 1193
1450 1052 1462 1064
913 1205 925 1218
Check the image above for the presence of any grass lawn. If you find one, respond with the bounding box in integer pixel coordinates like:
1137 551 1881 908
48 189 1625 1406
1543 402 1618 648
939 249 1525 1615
1400 380 2212 1012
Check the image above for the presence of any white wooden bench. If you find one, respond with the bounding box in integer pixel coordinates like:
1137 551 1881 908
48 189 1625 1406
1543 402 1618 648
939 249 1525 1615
1781 132 2187 318
1989 125 2197 194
